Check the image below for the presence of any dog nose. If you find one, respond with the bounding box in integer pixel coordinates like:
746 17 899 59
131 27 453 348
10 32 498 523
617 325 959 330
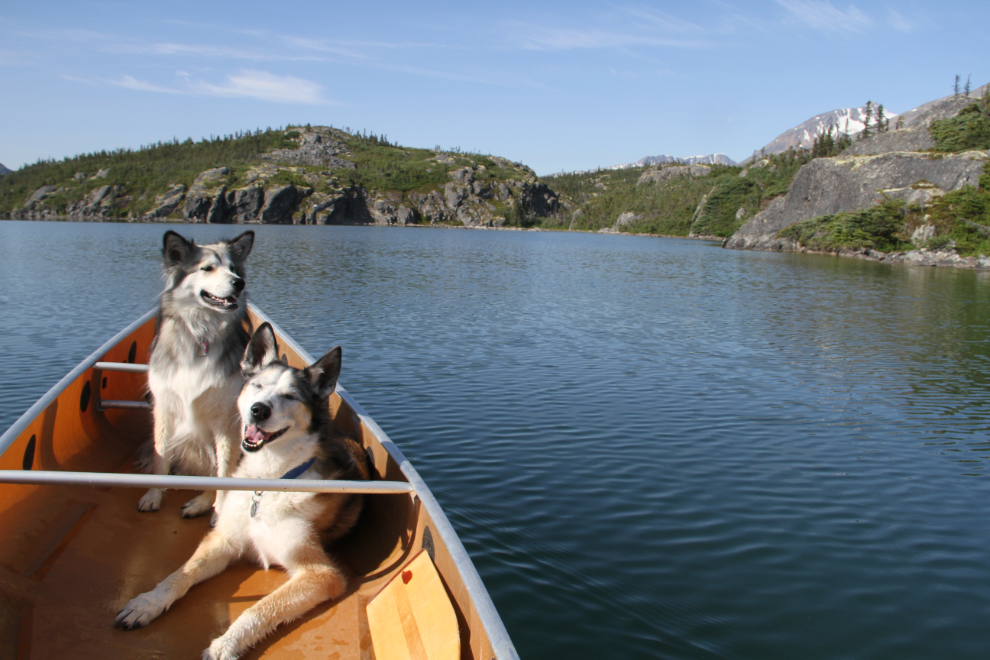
231 277 245 293
250 402 271 421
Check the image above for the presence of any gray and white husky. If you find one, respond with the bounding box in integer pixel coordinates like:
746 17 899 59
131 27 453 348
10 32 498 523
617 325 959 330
138 230 255 517
117 322 369 660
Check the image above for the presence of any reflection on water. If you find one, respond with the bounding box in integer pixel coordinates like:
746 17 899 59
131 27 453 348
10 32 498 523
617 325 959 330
2 221 990 659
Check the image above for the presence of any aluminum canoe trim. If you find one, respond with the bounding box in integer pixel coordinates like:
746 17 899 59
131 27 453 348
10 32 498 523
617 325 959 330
98 400 153 411
0 471 413 494
249 303 520 660
94 361 149 373
0 307 158 460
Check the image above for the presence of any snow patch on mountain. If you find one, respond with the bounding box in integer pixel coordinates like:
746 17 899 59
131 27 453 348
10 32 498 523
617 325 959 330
636 153 736 167
750 105 898 159
548 153 736 176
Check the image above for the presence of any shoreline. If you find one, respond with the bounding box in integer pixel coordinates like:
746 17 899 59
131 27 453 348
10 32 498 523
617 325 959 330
3 215 986 270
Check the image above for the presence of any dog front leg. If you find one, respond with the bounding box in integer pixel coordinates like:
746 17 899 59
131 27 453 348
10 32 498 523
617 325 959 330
204 553 347 660
115 529 239 630
211 426 241 515
138 408 170 512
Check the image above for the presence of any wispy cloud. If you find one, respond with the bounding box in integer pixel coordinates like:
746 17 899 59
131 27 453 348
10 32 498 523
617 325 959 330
72 69 328 104
108 74 186 94
104 41 327 63
191 70 327 104
0 48 29 66
279 36 371 59
886 8 914 33
775 0 872 33
625 7 705 35
507 23 706 51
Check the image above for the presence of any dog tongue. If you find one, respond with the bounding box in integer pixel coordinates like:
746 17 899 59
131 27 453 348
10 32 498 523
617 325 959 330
244 425 270 445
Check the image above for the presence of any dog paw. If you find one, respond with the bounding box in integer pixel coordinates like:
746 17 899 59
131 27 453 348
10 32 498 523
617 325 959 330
181 493 214 518
115 593 166 630
137 488 163 513
203 636 243 660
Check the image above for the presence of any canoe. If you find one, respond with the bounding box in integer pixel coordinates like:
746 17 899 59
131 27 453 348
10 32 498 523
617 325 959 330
0 304 518 660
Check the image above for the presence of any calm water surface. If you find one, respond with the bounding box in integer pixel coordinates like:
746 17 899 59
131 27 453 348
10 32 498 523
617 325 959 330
2 221 989 659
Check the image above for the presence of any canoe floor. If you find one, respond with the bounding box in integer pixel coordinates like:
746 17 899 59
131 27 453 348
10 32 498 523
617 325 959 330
0 413 418 660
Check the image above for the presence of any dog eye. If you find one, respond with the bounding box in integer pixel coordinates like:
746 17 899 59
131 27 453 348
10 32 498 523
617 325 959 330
251 381 262 389
201 265 215 272
283 393 297 401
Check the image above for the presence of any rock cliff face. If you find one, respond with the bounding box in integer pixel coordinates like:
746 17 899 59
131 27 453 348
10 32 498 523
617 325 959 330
262 131 355 169
724 151 988 251
841 96 977 156
6 127 561 227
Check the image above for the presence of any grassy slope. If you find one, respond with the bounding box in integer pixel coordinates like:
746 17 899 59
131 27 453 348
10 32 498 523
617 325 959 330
540 150 810 237
0 126 533 218
0 129 298 216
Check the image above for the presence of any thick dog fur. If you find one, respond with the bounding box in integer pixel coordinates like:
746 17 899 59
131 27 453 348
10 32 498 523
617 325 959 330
138 230 255 517
117 323 369 660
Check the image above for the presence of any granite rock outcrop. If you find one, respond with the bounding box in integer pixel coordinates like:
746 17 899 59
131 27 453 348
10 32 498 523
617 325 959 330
725 151 988 251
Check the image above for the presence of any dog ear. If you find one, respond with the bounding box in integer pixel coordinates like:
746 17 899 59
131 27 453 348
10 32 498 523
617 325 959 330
241 322 280 375
163 231 195 265
227 231 255 263
305 346 342 398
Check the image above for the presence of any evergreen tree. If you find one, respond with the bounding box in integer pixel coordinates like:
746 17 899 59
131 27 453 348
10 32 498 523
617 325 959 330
965 74 972 97
876 104 887 132
859 101 873 140
955 75 960 97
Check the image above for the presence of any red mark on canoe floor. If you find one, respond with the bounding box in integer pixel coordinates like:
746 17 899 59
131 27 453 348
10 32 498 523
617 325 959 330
402 570 413 584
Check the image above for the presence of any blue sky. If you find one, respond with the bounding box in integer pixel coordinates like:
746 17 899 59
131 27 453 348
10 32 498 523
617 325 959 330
1 1 987 175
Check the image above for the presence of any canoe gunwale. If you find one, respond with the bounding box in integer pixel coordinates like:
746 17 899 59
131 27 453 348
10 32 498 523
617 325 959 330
0 304 520 660
249 304 520 660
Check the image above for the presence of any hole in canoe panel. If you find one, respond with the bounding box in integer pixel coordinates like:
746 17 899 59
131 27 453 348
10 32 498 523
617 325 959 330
127 341 137 364
80 381 91 413
23 435 36 470
101 377 107 390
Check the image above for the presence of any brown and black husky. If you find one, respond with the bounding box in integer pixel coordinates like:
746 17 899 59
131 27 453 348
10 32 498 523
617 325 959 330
117 323 369 659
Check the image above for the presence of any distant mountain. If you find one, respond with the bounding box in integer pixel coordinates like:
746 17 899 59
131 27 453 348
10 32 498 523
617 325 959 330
637 153 736 167
0 163 11 177
586 153 735 173
750 106 898 159
748 84 990 162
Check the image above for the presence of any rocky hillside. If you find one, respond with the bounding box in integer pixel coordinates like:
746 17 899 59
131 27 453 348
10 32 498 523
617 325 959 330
726 86 990 262
1 126 560 228
541 149 809 237
748 84 990 160
724 151 987 251
0 163 10 177
749 105 896 158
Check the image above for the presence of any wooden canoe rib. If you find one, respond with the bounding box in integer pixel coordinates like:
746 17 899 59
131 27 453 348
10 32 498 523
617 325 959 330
0 304 518 660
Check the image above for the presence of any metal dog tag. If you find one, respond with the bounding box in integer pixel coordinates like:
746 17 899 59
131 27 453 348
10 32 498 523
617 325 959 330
250 497 259 518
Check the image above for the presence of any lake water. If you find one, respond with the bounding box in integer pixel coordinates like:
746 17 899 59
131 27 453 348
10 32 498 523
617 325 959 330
2 220 989 659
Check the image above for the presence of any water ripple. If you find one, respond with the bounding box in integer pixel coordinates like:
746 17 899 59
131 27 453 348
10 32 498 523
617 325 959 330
3 223 990 659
